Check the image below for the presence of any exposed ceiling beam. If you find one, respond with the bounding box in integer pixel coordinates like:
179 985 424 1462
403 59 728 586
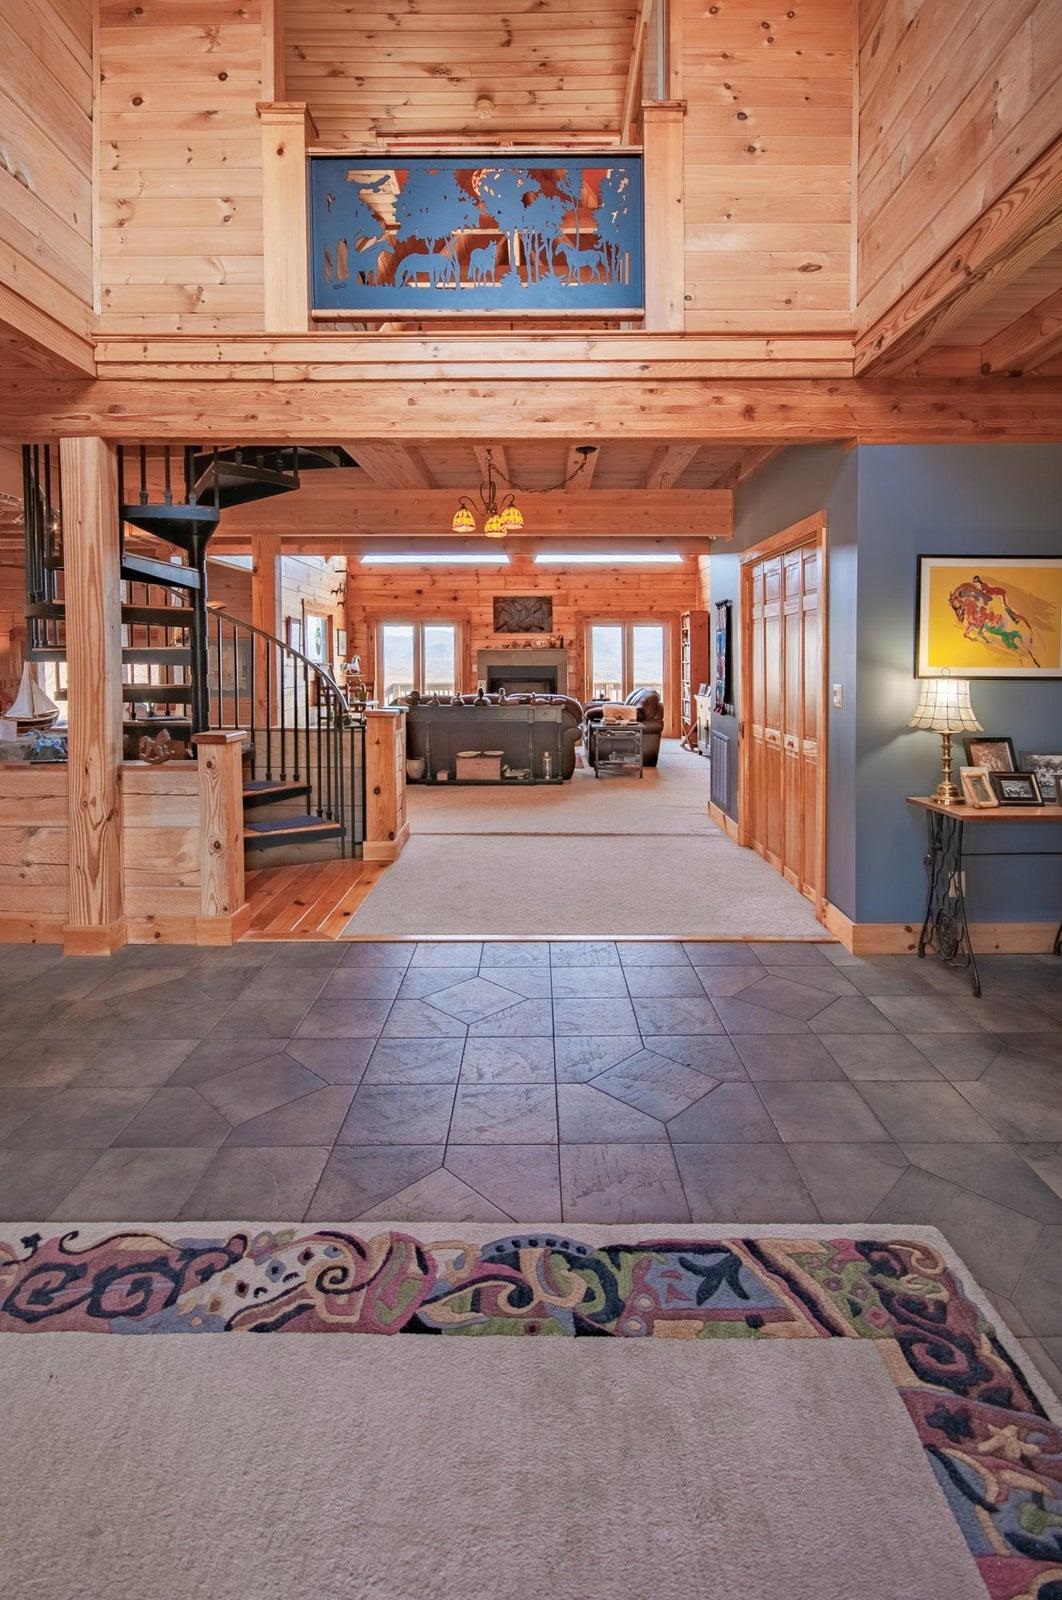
855 137 1062 376
343 442 435 488
645 443 701 489
218 484 733 538
564 444 599 489
621 0 656 142
979 285 1062 376
707 445 784 490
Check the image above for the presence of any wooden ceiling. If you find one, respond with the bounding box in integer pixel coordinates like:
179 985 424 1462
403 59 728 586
337 439 764 493
284 0 640 144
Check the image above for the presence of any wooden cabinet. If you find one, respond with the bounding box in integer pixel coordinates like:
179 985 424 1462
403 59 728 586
741 521 825 909
679 609 709 730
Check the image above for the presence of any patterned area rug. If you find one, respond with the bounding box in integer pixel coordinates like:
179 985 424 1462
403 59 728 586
2 1222 1060 1600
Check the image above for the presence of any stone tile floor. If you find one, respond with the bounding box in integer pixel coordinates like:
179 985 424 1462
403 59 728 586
1 935 1062 1382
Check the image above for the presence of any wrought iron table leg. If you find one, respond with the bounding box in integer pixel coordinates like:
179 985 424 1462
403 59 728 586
917 811 981 998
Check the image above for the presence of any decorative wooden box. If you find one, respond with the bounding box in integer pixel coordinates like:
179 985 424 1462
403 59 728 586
456 750 504 781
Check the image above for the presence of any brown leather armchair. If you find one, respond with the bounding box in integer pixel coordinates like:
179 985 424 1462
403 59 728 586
583 687 664 765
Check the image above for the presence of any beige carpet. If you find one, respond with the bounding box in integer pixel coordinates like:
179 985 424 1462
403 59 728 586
405 739 715 835
347 741 823 937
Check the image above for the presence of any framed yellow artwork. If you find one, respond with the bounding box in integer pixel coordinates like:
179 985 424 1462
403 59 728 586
916 555 1062 678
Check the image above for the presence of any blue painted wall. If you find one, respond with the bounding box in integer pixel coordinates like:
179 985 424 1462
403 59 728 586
855 444 1062 925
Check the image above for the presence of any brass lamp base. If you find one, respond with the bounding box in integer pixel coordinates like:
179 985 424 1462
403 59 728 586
934 730 961 806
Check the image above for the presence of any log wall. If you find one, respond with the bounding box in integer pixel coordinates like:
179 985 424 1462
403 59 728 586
98 0 266 332
0 0 94 346
857 0 1062 331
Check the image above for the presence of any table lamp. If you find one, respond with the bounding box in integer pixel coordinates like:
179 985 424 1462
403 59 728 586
908 675 982 806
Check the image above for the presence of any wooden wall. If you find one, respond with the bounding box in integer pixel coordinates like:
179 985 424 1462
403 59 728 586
344 554 699 729
857 0 1062 331
98 0 265 332
680 0 855 333
207 552 347 651
0 765 69 941
0 0 94 346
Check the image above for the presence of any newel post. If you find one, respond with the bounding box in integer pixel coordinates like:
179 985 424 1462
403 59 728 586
362 708 409 864
642 100 686 331
257 101 317 333
59 436 126 956
193 731 248 939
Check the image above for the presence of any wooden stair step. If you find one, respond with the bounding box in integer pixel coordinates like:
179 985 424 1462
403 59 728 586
243 779 312 809
244 815 345 851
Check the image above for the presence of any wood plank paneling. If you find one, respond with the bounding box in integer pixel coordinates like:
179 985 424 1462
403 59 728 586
681 0 854 332
0 2 94 357
857 0 1062 332
284 0 638 143
0 767 70 935
98 0 265 331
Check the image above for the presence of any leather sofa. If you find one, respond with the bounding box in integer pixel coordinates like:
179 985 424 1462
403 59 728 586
583 687 664 766
404 693 583 780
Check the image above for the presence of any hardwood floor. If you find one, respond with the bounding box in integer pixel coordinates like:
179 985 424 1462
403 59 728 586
243 859 386 940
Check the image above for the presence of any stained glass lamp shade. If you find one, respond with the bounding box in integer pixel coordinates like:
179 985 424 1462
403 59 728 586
908 676 982 806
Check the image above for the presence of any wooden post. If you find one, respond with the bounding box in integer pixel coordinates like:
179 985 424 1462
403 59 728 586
258 102 316 334
363 708 409 863
193 731 249 941
642 101 686 332
59 437 125 956
261 0 285 100
251 533 281 728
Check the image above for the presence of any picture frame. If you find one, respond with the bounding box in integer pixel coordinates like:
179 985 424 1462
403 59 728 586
1021 753 1062 803
493 596 553 634
336 629 348 661
990 770 1044 806
915 555 1062 679
959 766 998 809
286 617 302 654
962 735 1017 773
713 600 734 716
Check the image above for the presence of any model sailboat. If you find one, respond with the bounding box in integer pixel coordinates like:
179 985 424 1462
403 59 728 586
2 664 60 733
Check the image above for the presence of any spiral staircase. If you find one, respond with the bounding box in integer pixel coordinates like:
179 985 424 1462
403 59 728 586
21 444 363 859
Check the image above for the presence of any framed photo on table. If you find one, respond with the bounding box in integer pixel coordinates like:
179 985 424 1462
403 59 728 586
963 735 1016 773
959 766 998 809
916 555 1062 679
990 771 1044 806
1022 753 1062 802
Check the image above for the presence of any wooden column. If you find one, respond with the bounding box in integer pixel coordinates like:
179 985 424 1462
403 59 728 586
59 436 125 955
251 533 281 727
363 708 409 863
642 101 686 332
258 102 316 334
193 731 249 941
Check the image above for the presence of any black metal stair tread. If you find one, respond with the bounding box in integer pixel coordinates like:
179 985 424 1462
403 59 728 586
243 779 312 807
122 604 194 626
244 815 345 849
122 647 192 665
120 554 201 590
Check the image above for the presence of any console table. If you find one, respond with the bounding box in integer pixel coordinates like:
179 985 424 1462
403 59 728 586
907 796 1062 997
416 702 567 785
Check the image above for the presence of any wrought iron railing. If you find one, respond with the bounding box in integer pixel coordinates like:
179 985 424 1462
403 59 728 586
206 606 365 854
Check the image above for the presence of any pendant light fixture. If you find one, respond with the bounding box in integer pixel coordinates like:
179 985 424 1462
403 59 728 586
451 445 596 539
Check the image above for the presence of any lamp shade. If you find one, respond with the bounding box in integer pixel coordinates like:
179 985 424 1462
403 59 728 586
908 676 982 734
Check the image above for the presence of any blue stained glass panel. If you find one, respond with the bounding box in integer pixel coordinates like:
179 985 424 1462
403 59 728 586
309 155 644 316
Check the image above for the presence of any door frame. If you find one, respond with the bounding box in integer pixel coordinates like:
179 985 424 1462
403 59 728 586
737 511 828 920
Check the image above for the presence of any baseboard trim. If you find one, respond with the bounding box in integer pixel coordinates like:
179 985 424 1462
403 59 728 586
708 801 739 842
62 920 127 956
823 903 1059 956
124 905 253 947
0 913 64 945
363 820 411 864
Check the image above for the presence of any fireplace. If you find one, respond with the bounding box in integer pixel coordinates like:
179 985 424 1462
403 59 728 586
477 647 568 696
487 665 558 695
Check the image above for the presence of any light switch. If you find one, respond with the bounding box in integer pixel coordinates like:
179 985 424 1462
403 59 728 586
831 684 844 709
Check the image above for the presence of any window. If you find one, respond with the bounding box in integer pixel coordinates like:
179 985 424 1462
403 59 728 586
589 621 665 702
378 621 457 703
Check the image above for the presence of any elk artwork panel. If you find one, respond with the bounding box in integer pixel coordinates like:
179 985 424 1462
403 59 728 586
310 156 644 315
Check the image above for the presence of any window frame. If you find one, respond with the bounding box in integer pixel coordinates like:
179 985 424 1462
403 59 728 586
586 617 668 702
375 617 461 702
